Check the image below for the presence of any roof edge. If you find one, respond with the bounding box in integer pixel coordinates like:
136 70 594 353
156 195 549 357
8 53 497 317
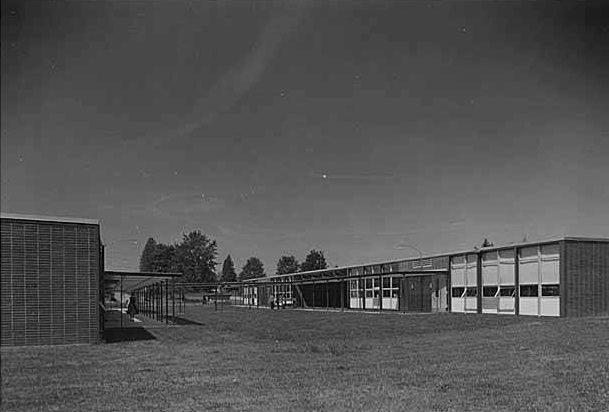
268 236 609 279
0 212 99 225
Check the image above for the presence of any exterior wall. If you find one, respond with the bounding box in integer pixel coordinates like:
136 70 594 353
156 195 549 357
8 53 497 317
562 240 609 317
451 243 562 317
1 217 101 346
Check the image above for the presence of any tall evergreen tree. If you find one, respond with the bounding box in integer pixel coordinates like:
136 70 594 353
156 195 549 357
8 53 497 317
239 257 265 281
220 255 237 282
300 249 327 272
276 255 299 275
139 238 158 272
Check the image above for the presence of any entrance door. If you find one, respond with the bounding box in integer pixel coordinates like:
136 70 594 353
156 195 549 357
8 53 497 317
406 277 422 311
403 276 434 312
421 277 432 312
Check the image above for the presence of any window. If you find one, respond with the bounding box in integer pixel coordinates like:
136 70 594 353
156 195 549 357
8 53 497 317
365 278 372 289
350 290 359 298
382 277 390 289
520 284 538 297
391 290 399 298
499 286 515 297
383 289 391 298
483 286 498 297
365 290 373 298
465 288 478 297
452 287 465 298
542 284 560 297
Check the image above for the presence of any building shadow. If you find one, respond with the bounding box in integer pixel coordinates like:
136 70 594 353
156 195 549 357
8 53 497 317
167 316 204 325
103 327 157 343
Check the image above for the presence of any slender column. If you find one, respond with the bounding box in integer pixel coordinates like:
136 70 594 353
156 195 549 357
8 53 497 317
172 280 175 321
402 275 406 313
120 275 123 328
514 246 520 315
165 280 169 324
379 275 383 311
340 281 345 311
477 253 483 314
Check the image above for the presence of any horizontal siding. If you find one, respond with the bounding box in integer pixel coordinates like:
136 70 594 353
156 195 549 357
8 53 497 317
0 218 100 346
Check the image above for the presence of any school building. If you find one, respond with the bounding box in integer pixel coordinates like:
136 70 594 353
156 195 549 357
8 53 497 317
264 237 609 317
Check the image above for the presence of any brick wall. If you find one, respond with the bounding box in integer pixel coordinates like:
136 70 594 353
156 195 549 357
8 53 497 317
562 240 609 317
1 218 101 346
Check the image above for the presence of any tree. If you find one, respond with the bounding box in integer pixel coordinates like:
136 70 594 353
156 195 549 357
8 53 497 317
276 255 299 275
239 257 265 281
481 238 494 248
174 230 218 283
153 243 176 273
139 238 158 272
220 255 237 282
300 249 327 272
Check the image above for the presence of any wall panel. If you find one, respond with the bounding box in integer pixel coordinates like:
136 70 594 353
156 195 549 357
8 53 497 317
0 218 100 346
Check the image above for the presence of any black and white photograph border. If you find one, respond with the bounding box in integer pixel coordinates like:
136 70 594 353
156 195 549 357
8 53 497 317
1 1 608 411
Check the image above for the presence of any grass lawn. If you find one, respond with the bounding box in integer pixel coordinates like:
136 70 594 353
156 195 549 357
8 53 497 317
2 307 609 411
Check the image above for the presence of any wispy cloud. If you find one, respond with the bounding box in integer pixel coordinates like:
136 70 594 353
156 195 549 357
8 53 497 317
118 5 309 150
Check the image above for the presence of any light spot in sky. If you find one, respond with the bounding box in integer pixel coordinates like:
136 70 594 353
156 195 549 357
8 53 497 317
18 156 23 162
460 26 467 33
173 170 179 176
322 173 327 179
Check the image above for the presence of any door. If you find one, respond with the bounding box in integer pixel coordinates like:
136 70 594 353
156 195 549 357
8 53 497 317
406 277 422 312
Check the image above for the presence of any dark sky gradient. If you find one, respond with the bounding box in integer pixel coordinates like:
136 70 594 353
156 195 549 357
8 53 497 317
2 1 608 272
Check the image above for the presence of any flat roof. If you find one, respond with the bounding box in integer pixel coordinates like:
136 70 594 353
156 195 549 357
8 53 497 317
104 271 182 293
0 212 99 225
267 236 609 280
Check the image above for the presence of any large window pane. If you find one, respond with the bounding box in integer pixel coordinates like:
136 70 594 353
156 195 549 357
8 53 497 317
452 287 465 298
483 286 498 297
542 284 560 297
499 286 515 297
520 284 538 297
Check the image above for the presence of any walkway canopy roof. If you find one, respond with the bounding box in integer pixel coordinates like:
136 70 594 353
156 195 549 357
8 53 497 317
104 271 182 294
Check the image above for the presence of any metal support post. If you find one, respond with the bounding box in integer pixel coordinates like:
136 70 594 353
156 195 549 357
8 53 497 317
340 281 345 311
120 275 123 328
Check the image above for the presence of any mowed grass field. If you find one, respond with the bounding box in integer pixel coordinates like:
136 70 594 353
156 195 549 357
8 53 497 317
2 307 609 412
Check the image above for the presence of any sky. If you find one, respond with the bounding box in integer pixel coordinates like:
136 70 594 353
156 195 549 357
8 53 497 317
2 1 608 273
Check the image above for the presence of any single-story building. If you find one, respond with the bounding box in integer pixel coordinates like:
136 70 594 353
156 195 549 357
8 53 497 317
263 237 608 317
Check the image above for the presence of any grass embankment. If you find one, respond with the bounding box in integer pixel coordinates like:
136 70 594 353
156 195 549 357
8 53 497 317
2 307 608 411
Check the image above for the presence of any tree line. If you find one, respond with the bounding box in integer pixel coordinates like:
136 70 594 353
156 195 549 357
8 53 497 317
139 230 328 283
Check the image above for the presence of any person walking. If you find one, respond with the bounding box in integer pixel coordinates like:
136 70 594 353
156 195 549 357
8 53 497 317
127 295 138 321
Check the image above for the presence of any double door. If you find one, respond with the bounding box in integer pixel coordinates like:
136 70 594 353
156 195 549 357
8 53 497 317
401 276 432 312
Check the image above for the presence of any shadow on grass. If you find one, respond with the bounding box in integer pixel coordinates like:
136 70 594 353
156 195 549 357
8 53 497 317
167 316 204 326
104 327 157 343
